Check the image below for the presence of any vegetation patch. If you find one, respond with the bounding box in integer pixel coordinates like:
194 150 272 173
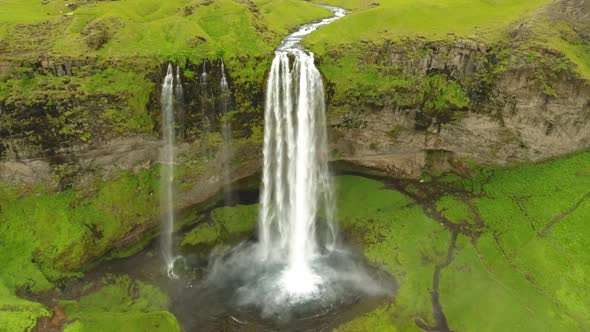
0 0 330 59
334 150 590 331
182 204 258 250
0 283 50 332
61 275 180 332
0 167 160 303
306 0 552 51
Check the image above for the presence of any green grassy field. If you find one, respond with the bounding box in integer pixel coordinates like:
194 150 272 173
307 0 589 81
307 0 550 51
0 0 331 60
335 150 590 331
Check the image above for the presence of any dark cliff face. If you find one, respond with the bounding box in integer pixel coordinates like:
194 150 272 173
0 55 269 191
1 38 589 189
325 39 590 178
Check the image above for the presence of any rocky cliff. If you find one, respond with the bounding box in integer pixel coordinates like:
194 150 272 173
327 39 590 177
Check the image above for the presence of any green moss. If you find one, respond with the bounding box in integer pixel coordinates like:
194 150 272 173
462 152 590 329
318 51 413 113
317 49 470 121
182 223 219 248
182 204 258 249
439 235 577 331
62 275 180 332
335 151 590 331
421 74 469 123
435 195 472 225
0 66 155 138
0 283 50 332
335 306 398 332
0 167 160 293
336 176 449 330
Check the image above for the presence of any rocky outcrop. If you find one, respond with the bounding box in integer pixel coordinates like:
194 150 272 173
327 39 590 178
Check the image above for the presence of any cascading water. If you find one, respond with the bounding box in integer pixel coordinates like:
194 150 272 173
175 65 185 140
220 58 233 202
194 6 391 320
160 64 185 279
200 60 211 157
257 5 346 298
160 63 178 278
258 51 332 295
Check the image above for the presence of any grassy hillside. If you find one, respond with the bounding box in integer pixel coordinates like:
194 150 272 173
308 0 550 46
307 0 589 79
0 0 331 60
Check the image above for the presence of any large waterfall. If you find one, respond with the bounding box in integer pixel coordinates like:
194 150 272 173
256 6 345 297
199 6 388 318
161 63 184 278
258 50 333 295
160 64 176 276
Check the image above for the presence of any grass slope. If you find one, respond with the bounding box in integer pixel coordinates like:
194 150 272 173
307 0 550 52
0 168 162 330
0 0 331 59
336 175 450 330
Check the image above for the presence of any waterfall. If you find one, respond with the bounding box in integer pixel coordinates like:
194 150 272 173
257 6 346 294
220 58 233 203
175 65 185 140
200 59 208 86
200 60 211 157
160 64 177 277
199 7 389 312
160 63 185 278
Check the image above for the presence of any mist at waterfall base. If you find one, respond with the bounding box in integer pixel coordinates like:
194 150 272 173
179 6 394 323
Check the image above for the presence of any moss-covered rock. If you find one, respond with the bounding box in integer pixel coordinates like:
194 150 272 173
182 204 258 251
61 275 180 332
0 284 50 332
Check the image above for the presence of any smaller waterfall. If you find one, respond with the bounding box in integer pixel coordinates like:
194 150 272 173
175 65 185 140
220 58 233 203
160 64 178 278
200 59 208 86
200 60 211 157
